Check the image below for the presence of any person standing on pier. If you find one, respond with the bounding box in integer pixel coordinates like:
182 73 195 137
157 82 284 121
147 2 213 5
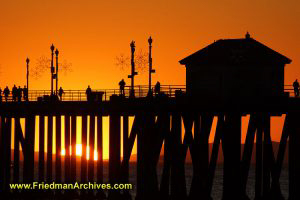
58 87 64 101
17 86 22 102
12 85 17 101
23 85 28 101
4 86 9 102
154 81 161 95
119 79 126 96
86 85 92 101
293 79 299 97
0 88 2 102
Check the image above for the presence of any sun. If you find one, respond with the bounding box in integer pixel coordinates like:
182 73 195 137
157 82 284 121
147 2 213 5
60 144 98 161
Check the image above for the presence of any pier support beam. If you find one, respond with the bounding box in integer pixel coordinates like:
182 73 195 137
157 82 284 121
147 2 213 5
160 113 171 199
255 114 263 200
2 117 12 193
122 115 131 199
208 115 224 196
81 115 88 197
108 113 121 199
23 115 35 200
241 114 257 199
81 115 87 183
64 115 71 183
14 117 22 183
289 112 300 200
55 115 62 183
170 113 187 200
88 115 95 197
38 116 45 182
263 114 271 198
71 115 77 183
47 116 53 183
96 115 106 199
222 113 241 200
190 114 213 200
24 115 35 183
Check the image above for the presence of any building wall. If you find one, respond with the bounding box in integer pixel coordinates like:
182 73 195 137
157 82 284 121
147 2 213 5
186 64 284 99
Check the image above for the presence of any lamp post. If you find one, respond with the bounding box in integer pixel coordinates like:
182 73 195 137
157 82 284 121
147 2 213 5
55 49 59 95
26 57 30 91
128 41 138 98
50 44 55 95
148 36 155 94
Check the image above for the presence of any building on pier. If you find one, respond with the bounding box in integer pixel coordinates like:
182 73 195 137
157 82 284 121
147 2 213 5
179 33 292 99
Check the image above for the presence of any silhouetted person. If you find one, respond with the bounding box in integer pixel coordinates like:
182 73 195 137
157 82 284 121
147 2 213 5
0 88 2 102
58 87 64 101
86 85 92 101
4 86 9 102
17 86 22 102
155 81 161 95
119 79 126 96
23 86 28 101
293 79 299 97
12 85 17 101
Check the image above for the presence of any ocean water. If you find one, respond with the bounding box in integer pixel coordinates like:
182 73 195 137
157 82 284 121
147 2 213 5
14 162 288 199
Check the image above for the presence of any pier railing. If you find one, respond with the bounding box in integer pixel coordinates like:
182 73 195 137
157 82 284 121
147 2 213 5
20 85 186 102
0 85 298 102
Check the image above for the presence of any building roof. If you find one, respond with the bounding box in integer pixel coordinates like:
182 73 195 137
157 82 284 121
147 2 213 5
179 34 292 66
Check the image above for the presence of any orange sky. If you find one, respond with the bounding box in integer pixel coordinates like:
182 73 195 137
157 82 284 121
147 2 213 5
2 0 299 158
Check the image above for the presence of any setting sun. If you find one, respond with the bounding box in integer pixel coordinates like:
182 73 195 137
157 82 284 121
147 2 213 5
60 144 99 161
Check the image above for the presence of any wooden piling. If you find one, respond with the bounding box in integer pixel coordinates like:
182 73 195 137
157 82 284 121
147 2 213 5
96 115 103 183
24 116 35 183
0 116 3 191
262 114 271 196
182 113 195 199
288 112 300 200
64 115 71 183
271 115 289 196
71 115 77 183
0 116 5 191
208 115 224 195
38 115 45 182
122 115 139 199
81 115 87 184
4 117 12 192
14 117 21 183
56 115 62 183
160 113 171 199
192 114 213 199
122 115 131 199
222 114 241 200
47 116 53 182
190 114 201 199
255 115 263 199
96 115 105 199
240 114 257 197
88 115 95 197
108 113 121 199
122 115 129 183
170 113 187 200
88 115 95 183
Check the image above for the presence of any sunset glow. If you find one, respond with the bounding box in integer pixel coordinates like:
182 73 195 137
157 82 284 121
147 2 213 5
60 144 99 161
3 2 298 199
3 0 299 154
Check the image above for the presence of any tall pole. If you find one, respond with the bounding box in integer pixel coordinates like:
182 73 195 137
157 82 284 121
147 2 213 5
26 58 30 91
128 41 137 98
55 49 59 95
50 44 55 95
148 36 155 94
